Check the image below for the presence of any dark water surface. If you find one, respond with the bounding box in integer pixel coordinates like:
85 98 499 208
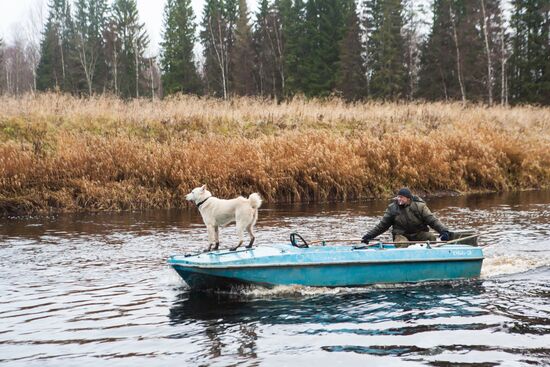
1 191 549 366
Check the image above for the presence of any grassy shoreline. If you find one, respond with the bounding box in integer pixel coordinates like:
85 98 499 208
1 94 549 216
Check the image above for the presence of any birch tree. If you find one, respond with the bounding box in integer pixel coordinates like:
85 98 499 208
74 0 108 95
480 0 493 105
402 0 426 100
22 0 45 93
449 3 466 103
201 0 230 98
0 38 5 93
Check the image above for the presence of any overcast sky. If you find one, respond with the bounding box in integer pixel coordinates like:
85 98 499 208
0 0 259 56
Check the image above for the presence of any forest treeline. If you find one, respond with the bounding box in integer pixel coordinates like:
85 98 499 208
0 0 549 105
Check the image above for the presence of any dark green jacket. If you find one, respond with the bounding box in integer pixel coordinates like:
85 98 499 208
365 196 448 239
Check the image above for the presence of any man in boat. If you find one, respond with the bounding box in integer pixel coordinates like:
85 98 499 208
361 188 450 245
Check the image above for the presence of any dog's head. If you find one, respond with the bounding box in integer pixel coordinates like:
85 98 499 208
185 184 211 203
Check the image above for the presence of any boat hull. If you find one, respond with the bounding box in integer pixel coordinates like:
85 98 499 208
168 244 483 290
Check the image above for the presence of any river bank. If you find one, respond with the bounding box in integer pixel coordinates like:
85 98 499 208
1 94 549 216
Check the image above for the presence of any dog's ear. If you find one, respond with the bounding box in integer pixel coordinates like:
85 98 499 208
200 184 207 192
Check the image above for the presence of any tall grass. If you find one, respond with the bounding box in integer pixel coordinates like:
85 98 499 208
1 93 549 215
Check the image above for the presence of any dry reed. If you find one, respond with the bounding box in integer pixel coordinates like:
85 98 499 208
1 93 549 215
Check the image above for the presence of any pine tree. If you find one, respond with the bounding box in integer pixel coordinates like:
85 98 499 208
225 0 239 94
300 0 321 95
543 4 550 104
110 0 150 98
253 0 287 99
418 0 459 101
300 0 352 97
509 0 550 104
279 0 306 96
254 0 275 97
419 0 503 104
454 0 488 103
335 1 367 100
231 0 256 95
160 0 202 95
36 0 77 92
74 0 109 95
367 0 407 100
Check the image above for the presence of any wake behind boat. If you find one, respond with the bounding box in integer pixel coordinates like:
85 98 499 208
168 234 484 290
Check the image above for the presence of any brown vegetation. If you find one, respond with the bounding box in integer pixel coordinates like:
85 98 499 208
1 93 549 215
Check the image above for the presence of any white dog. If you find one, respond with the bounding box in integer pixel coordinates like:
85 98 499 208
186 185 262 252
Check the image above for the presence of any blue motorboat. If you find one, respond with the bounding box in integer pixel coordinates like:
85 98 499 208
168 236 484 290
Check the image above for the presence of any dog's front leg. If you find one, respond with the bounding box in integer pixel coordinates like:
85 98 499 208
206 225 217 252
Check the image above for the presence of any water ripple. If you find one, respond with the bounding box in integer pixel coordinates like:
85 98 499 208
1 191 550 366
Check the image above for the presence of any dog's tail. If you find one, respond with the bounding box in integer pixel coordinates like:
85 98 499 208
248 193 262 209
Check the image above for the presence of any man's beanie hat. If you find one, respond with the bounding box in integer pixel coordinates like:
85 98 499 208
397 188 413 199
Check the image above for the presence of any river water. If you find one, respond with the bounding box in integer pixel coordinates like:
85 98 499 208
1 191 549 366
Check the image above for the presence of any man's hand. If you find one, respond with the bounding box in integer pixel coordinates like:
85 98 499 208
361 235 371 244
440 231 450 241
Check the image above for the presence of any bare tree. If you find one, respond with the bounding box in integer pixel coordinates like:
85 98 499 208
133 36 139 97
0 38 5 94
75 34 94 95
498 13 508 106
75 31 94 94
74 0 109 95
143 55 160 100
3 29 35 95
262 9 285 99
480 0 494 105
402 0 426 100
22 0 45 93
449 4 466 103
208 13 229 99
104 20 119 95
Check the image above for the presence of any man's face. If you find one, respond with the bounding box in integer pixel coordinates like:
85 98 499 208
396 195 411 206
